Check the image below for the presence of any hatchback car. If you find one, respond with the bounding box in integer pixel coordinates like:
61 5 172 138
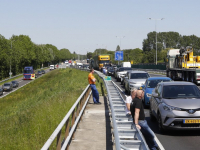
107 67 115 76
2 82 13 92
141 77 172 107
11 80 19 88
41 70 45 74
0 87 3 95
37 70 42 75
124 70 150 94
149 81 200 132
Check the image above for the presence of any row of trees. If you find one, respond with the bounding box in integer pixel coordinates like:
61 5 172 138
0 34 76 79
1 31 199 79
87 32 200 65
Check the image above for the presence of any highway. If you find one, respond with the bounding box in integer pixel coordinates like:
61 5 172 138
111 73 200 150
0 69 51 98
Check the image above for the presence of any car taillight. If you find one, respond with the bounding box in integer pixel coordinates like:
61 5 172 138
197 76 200 79
32 75 34 77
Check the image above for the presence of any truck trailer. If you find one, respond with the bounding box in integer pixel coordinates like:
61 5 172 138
90 55 110 70
166 46 200 84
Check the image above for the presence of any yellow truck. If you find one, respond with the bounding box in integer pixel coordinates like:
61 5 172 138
166 46 200 83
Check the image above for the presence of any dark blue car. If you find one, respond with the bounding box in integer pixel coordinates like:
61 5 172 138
141 77 172 108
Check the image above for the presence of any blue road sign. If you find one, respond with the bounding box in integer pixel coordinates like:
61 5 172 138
115 51 123 61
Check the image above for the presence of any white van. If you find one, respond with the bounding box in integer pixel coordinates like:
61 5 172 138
121 62 131 68
50 65 55 70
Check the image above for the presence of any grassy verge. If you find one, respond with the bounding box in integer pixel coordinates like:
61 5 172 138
0 68 105 150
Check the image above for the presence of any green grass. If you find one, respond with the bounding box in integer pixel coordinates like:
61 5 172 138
0 68 105 150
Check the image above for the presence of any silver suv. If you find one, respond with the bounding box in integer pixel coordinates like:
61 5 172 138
149 81 200 132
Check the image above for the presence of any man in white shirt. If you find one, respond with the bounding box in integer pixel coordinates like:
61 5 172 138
125 87 137 117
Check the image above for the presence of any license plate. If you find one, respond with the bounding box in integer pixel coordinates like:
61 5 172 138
4 89 7 90
197 81 200 83
183 120 200 124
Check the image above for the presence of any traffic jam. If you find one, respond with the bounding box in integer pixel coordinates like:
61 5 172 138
98 48 200 149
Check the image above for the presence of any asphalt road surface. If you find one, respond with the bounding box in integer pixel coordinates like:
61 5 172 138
111 73 200 150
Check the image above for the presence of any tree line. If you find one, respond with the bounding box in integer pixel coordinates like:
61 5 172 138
88 31 200 65
1 31 199 79
0 34 75 79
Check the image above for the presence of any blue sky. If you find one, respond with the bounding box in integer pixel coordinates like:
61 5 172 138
0 0 200 54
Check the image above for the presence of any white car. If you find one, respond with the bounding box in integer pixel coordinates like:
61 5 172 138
115 67 132 82
50 65 55 70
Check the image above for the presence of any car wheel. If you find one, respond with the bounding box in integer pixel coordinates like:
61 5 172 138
149 105 156 121
158 113 165 133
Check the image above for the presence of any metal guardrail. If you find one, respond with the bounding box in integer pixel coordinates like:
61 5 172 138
132 68 166 75
0 74 23 84
41 85 92 150
95 70 150 150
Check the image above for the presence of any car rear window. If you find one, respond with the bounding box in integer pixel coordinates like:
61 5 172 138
130 73 149 79
163 85 200 98
4 84 10 86
147 79 171 88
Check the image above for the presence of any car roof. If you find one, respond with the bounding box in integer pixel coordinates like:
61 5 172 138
119 67 132 69
159 81 195 86
4 82 11 84
129 70 147 73
147 77 171 80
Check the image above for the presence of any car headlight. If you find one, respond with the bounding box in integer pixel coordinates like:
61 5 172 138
146 93 152 97
162 103 181 111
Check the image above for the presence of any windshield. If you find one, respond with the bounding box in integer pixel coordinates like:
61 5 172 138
24 70 33 74
119 68 132 71
108 67 114 70
163 85 200 99
4 84 10 86
130 73 149 79
147 79 171 88
99 60 110 64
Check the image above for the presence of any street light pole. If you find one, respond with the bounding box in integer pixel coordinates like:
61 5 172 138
10 40 14 78
116 36 125 50
149 18 164 65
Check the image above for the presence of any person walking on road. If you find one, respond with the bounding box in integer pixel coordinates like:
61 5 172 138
88 68 101 104
132 90 158 150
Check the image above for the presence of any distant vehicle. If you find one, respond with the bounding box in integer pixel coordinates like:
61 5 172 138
65 60 68 64
115 67 132 82
124 70 150 94
141 77 172 108
41 70 45 74
150 81 200 132
107 67 114 76
90 55 110 70
11 81 19 88
23 66 36 80
0 87 3 95
50 65 55 70
37 70 42 75
2 82 13 91
121 62 131 68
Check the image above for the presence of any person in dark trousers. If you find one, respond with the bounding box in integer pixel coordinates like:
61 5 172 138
88 68 101 104
132 90 158 150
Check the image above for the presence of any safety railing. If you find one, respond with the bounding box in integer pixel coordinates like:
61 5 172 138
95 70 150 150
0 74 23 83
41 85 92 150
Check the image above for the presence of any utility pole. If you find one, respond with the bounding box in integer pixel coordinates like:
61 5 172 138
149 18 164 65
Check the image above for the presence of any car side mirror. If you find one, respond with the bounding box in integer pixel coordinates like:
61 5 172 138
152 93 159 98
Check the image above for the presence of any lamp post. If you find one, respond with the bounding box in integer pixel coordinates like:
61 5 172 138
9 40 15 78
149 18 164 65
116 36 125 50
